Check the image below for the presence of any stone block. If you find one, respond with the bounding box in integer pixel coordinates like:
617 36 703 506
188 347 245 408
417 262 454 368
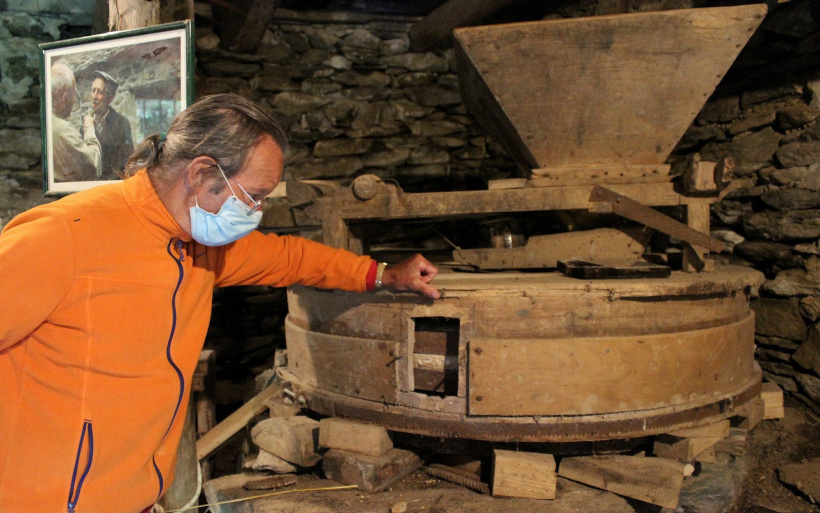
751 298 807 340
776 141 820 168
313 138 373 157
801 297 820 322
743 210 820 241
793 327 820 375
763 257 820 296
382 52 449 73
322 448 421 493
778 459 820 503
696 95 740 124
761 187 820 210
700 127 781 175
795 373 820 404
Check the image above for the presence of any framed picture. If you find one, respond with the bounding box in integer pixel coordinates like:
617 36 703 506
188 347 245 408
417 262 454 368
39 21 194 195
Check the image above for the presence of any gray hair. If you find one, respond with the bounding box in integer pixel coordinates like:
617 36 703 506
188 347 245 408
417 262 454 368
51 63 75 100
123 93 289 185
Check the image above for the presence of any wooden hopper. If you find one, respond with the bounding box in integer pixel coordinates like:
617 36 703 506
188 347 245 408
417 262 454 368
454 5 767 172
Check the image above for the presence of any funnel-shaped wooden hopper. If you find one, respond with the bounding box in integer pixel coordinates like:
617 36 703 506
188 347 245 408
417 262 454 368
454 5 767 171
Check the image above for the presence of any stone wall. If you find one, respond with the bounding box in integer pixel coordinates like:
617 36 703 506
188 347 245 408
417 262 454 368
667 0 820 414
1 2 820 413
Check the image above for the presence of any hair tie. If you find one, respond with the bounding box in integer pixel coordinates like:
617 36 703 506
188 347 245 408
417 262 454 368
157 132 167 152
160 132 167 142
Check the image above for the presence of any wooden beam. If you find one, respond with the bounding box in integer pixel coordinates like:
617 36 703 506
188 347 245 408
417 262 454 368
196 383 282 461
589 185 724 253
219 0 280 54
530 164 672 186
558 455 686 508
454 228 648 269
332 182 713 222
409 0 522 52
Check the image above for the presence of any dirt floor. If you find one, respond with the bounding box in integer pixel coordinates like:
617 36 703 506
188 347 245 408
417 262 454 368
203 402 820 513
733 403 820 513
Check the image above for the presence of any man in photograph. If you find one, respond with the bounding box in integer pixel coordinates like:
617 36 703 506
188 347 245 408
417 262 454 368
86 70 134 179
50 62 101 182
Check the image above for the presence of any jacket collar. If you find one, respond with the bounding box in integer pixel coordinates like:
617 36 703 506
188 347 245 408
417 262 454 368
121 169 191 243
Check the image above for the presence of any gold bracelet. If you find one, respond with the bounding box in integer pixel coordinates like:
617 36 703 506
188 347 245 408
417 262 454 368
375 262 388 288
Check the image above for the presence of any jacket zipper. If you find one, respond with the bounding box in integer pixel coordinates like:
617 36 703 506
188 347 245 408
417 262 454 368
155 239 187 499
67 420 94 513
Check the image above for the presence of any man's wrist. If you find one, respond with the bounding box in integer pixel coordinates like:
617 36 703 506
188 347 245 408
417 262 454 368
375 262 388 288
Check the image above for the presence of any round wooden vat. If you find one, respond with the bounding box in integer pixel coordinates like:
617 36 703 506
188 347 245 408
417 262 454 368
279 265 765 442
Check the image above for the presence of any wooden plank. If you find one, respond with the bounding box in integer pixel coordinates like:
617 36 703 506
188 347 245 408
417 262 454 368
196 383 282 461
409 0 522 52
454 228 648 270
453 5 766 168
333 182 714 222
469 314 757 416
589 185 724 253
558 455 686 508
285 317 399 403
319 417 393 457
529 164 672 186
558 259 670 279
492 449 556 499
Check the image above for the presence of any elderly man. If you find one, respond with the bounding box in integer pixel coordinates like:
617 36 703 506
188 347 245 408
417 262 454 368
86 70 134 179
0 93 439 513
50 62 101 181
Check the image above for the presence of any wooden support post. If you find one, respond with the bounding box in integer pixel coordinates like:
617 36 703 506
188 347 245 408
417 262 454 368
558 455 686 509
492 449 556 499
408 0 522 52
683 201 712 272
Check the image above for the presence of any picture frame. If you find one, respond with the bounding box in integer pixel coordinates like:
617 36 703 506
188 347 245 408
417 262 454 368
39 20 194 195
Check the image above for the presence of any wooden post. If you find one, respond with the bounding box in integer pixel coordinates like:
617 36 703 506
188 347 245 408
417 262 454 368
107 0 192 31
683 202 712 272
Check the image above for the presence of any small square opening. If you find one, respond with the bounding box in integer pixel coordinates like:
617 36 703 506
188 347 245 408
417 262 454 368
412 317 459 396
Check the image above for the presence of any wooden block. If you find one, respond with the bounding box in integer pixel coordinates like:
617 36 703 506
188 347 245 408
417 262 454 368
251 416 320 467
265 395 302 419
322 448 422 493
492 449 556 500
319 417 393 457
653 435 723 463
761 382 785 419
558 455 685 509
734 396 764 431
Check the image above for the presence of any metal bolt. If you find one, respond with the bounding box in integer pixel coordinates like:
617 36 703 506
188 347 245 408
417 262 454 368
474 347 483 355
297 396 307 406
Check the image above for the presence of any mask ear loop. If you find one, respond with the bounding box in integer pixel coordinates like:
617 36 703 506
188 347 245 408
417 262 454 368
215 163 240 199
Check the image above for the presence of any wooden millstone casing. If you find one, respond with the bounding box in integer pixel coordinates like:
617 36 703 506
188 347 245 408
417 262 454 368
280 266 764 442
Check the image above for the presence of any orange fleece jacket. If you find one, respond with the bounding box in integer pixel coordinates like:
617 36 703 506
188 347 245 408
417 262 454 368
0 170 372 512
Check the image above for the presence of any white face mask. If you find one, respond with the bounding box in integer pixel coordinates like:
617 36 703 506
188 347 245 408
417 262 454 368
189 165 263 246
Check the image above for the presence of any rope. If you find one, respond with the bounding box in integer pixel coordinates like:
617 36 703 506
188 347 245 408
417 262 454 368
164 484 358 512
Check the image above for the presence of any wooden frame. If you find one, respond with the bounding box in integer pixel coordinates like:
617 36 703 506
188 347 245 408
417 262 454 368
39 21 194 195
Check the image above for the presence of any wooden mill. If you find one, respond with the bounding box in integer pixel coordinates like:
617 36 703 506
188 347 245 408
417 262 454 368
278 4 769 444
